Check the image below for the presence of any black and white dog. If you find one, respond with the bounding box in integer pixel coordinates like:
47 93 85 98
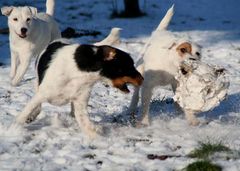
16 40 143 138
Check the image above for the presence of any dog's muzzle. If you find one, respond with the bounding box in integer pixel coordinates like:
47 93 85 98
16 32 27 38
112 75 144 93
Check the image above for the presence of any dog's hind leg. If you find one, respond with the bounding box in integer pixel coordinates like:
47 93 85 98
11 53 32 86
73 90 98 139
70 102 75 117
16 93 44 124
128 86 140 123
10 50 18 79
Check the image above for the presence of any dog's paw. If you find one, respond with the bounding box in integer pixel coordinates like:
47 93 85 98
139 116 150 127
135 122 149 128
11 79 20 87
10 72 16 79
15 115 27 125
86 128 98 139
189 119 200 126
83 125 100 139
25 115 36 123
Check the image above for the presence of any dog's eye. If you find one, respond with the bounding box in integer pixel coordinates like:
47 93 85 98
196 52 200 56
13 18 18 21
180 48 187 53
26 18 31 22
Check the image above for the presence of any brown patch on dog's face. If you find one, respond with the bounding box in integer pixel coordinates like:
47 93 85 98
112 75 144 93
176 42 192 57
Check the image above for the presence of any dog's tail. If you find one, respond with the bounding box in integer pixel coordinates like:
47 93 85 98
94 27 122 46
156 5 174 31
46 0 55 16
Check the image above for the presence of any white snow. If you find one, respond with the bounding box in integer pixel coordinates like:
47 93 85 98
0 0 240 171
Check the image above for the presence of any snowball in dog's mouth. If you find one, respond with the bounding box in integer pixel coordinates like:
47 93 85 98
174 59 229 113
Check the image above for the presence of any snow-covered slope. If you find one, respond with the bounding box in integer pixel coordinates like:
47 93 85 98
0 0 240 170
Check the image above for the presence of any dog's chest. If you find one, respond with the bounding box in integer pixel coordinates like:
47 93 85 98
10 35 35 52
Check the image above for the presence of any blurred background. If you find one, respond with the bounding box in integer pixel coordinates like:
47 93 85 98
0 0 240 63
1 0 239 36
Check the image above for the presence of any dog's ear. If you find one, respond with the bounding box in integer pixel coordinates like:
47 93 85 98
176 42 192 57
102 46 116 61
1 6 14 16
168 42 176 50
28 6 37 16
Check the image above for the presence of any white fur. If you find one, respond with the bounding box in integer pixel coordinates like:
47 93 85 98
128 6 202 126
46 0 55 16
1 0 61 86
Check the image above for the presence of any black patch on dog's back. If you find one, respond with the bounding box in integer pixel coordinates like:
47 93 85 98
74 44 102 72
38 42 68 85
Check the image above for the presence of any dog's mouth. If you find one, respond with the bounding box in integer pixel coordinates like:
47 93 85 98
189 57 197 61
112 75 144 93
15 32 27 38
116 83 130 93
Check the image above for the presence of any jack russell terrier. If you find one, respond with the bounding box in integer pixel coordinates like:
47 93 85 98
128 5 202 126
16 40 143 138
1 0 61 86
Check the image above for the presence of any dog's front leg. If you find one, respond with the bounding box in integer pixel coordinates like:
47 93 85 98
184 110 200 126
16 94 44 124
73 90 98 139
10 50 18 79
11 53 32 86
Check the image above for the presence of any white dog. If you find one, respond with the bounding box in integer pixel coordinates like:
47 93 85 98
128 5 202 126
1 0 61 86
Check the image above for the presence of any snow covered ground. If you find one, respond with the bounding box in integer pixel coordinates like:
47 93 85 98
0 0 240 170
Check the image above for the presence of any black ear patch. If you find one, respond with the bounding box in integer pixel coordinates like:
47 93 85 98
74 44 103 72
38 41 68 85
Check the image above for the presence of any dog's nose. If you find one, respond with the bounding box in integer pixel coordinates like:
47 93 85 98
21 28 28 34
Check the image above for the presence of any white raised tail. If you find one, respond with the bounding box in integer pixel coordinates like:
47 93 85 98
156 4 174 31
94 28 122 46
46 0 55 16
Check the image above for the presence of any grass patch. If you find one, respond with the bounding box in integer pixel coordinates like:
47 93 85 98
184 160 222 171
188 141 230 159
